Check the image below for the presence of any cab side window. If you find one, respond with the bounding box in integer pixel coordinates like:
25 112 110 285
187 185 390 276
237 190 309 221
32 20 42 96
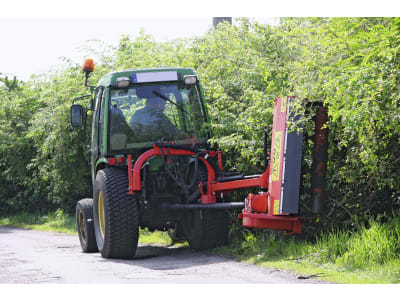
92 87 104 156
98 90 106 155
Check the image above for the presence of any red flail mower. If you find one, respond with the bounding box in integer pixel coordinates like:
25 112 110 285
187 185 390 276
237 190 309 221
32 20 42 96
127 96 329 234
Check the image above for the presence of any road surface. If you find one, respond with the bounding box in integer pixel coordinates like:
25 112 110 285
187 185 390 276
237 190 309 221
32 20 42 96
0 226 325 283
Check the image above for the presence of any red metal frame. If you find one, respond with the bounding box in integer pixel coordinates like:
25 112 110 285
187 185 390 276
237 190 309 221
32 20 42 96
217 151 223 171
238 212 301 234
127 145 270 204
200 167 269 204
127 145 216 196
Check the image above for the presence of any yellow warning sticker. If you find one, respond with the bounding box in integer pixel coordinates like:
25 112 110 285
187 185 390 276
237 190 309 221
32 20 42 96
272 131 283 181
281 96 287 112
273 200 280 215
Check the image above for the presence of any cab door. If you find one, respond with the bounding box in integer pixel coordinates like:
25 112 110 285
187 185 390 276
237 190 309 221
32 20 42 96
91 86 105 183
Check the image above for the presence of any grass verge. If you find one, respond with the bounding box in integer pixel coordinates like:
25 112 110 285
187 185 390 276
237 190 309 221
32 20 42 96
0 210 77 234
211 214 400 283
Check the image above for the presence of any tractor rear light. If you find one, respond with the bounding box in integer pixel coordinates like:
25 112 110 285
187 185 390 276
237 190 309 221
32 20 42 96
116 156 125 165
116 77 130 88
208 150 216 158
107 157 125 166
82 58 94 72
108 157 116 166
184 75 198 85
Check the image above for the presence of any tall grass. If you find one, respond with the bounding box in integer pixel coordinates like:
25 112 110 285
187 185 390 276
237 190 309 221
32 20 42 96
214 214 400 283
313 216 400 268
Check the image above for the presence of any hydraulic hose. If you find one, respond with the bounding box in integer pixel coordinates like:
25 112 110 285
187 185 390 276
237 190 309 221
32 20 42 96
158 143 206 204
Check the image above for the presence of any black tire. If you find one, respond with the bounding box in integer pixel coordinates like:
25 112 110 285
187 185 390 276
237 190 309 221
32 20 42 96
167 223 185 244
184 209 230 250
76 198 99 253
93 168 139 259
183 161 229 250
186 161 208 203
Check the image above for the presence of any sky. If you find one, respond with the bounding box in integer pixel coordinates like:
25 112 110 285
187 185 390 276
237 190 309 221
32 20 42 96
0 17 276 81
1 0 398 82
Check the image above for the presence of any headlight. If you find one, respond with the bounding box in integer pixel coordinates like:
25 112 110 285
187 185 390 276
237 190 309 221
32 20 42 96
184 75 198 85
116 77 130 88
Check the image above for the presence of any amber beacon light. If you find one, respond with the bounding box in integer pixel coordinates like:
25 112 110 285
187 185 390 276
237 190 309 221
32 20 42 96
83 58 95 73
83 59 95 87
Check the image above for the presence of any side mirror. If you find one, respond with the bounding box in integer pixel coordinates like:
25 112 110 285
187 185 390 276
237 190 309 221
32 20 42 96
71 104 84 127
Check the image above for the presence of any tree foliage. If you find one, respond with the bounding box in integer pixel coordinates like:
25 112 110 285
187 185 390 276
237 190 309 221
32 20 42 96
281 18 400 227
1 18 399 230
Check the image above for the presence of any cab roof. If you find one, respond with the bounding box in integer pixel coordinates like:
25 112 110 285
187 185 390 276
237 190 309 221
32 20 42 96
97 67 197 87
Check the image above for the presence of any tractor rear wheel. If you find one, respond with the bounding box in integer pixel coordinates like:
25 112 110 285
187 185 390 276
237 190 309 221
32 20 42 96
93 168 139 259
167 223 185 244
183 160 229 250
76 198 98 253
184 209 229 250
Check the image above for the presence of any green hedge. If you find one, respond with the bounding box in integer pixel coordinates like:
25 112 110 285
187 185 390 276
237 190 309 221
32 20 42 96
1 18 399 231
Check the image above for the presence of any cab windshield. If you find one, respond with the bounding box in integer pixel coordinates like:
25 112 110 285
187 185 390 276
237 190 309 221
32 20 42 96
108 83 210 152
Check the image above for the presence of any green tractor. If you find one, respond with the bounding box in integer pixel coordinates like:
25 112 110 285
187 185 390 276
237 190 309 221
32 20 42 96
71 59 238 259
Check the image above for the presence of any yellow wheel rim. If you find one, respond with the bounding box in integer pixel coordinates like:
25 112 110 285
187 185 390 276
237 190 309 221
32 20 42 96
98 191 105 239
78 211 87 242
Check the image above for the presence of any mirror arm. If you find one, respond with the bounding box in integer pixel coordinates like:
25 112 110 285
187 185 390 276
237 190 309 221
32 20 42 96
84 71 96 89
72 94 92 104
85 103 92 112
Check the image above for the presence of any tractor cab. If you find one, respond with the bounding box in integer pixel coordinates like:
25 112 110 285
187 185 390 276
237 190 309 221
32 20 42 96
71 63 212 185
107 73 210 154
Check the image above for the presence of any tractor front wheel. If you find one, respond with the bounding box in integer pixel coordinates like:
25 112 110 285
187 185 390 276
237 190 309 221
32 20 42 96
93 168 139 259
76 198 98 253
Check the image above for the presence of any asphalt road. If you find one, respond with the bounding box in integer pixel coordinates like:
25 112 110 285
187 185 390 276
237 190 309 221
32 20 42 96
0 226 325 284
